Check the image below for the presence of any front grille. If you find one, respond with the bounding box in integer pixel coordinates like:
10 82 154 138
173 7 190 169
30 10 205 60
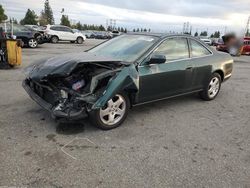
27 79 57 105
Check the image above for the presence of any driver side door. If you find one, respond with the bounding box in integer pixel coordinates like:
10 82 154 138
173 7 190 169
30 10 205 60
138 37 194 103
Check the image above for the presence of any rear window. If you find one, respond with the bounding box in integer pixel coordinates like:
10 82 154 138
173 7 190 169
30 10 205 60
190 39 211 57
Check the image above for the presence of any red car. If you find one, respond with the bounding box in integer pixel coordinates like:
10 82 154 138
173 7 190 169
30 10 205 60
241 37 250 55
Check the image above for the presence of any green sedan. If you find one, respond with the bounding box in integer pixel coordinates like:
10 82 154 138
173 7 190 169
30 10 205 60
23 33 233 130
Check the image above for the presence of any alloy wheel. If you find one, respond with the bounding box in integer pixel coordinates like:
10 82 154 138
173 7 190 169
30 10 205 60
28 39 38 48
99 94 126 126
208 77 220 98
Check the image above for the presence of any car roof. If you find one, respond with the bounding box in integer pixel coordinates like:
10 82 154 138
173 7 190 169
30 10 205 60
50 25 70 28
126 32 196 39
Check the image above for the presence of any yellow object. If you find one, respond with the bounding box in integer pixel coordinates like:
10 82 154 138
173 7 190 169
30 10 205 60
6 40 22 66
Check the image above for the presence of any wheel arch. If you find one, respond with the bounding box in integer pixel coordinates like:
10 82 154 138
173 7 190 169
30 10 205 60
77 36 84 40
92 64 139 110
17 36 29 45
213 69 224 81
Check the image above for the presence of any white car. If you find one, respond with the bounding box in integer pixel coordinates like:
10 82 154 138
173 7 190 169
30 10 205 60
44 25 86 44
200 38 212 46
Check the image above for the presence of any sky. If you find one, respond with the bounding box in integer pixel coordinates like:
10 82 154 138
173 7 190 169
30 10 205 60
1 0 250 34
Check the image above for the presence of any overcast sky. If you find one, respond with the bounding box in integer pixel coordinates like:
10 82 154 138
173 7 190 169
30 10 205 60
1 0 249 34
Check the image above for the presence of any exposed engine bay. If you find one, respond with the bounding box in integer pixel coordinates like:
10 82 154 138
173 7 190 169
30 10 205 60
24 62 123 120
23 52 139 121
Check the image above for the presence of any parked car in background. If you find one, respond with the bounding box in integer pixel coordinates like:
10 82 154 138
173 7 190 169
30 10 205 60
112 30 120 37
95 31 112 39
241 37 250 55
212 38 224 46
0 23 43 48
72 29 80 33
24 25 50 43
81 30 96 38
199 37 212 45
24 25 40 31
43 25 86 44
23 33 233 130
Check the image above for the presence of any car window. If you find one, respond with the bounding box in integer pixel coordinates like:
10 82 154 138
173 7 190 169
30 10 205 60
154 38 189 61
13 25 30 32
50 26 59 31
62 27 72 32
190 39 211 57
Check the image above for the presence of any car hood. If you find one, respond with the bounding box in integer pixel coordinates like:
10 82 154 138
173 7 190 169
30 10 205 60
27 52 128 82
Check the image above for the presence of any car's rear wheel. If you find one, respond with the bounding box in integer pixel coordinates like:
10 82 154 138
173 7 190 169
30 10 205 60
200 73 221 101
90 93 130 130
28 38 38 48
76 37 83 44
51 36 59 43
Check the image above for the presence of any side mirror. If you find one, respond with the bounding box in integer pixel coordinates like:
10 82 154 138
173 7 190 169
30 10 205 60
148 54 166 65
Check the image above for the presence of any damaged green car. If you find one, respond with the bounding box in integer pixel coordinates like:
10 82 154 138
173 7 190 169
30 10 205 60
23 33 233 130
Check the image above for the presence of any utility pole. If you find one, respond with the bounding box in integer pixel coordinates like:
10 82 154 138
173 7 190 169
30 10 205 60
245 16 250 37
183 22 186 34
113 19 116 30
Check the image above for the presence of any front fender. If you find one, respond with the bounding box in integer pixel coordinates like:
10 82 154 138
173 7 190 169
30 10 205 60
92 64 139 109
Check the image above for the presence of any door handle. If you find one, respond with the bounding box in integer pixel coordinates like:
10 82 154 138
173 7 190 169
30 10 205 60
186 66 193 70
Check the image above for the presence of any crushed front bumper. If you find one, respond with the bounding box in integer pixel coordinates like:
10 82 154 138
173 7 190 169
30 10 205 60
22 80 88 121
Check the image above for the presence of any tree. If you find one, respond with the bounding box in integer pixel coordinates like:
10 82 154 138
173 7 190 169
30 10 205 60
148 28 151 32
76 22 82 30
60 15 70 27
194 32 198 37
107 26 112 31
98 25 105 31
0 4 8 22
133 29 136 32
44 0 54 24
39 11 47 25
39 0 54 25
200 31 208 36
10 17 18 24
124 28 127 33
144 28 147 32
246 29 250 37
214 31 220 38
20 9 38 25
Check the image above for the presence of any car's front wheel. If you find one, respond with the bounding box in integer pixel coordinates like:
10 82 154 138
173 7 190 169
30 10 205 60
28 38 38 48
90 93 130 130
76 37 83 44
200 73 221 101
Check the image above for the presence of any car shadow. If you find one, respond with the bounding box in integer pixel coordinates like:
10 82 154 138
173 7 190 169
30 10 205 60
55 93 202 135
55 118 99 135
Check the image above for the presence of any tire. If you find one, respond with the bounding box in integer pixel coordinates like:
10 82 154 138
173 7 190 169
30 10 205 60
51 36 59 43
90 93 130 130
76 37 83 44
28 38 38 48
200 73 222 101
